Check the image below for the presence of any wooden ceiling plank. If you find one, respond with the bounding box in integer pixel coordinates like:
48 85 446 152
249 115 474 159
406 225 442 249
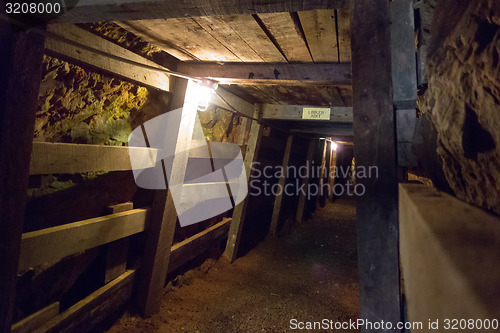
257 13 313 62
58 0 348 23
337 6 352 62
176 62 352 85
298 9 339 62
222 15 287 63
193 16 263 62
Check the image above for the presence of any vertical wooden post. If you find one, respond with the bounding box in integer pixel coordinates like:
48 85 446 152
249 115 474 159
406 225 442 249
224 104 263 263
269 134 293 237
351 0 401 331
295 139 316 224
137 77 193 317
328 146 336 202
318 140 329 208
103 202 133 283
0 23 46 333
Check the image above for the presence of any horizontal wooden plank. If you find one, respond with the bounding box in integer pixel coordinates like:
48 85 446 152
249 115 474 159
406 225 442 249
262 104 353 122
19 209 150 272
399 183 500 324
11 302 60 333
34 270 136 333
58 0 347 23
45 24 170 91
211 87 254 117
30 141 158 175
177 62 352 86
168 218 231 273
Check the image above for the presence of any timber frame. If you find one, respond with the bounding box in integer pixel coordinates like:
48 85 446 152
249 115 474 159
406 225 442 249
0 0 418 331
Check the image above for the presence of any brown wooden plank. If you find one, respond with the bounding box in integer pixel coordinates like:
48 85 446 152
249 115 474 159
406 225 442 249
351 0 401 327
136 77 194 317
19 208 150 272
29 142 157 175
116 21 197 61
168 218 232 273
103 202 134 284
400 183 500 324
222 15 287 62
45 24 170 91
177 62 352 86
11 302 60 333
296 139 316 224
192 16 263 62
225 105 263 263
269 134 293 237
121 18 241 62
262 104 352 122
34 270 136 333
337 6 352 62
298 9 338 62
257 12 312 62
0 23 46 333
59 0 347 23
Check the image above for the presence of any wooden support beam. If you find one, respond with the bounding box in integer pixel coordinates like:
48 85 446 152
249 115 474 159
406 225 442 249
290 127 353 137
391 0 417 109
0 23 46 333
262 104 353 122
136 77 194 317
103 202 134 284
45 24 170 91
225 105 263 263
30 142 157 175
211 87 254 117
269 134 293 237
18 208 150 272
295 139 316 224
57 0 348 23
399 183 500 325
34 270 136 333
168 218 231 273
11 302 60 333
178 62 352 86
351 0 401 329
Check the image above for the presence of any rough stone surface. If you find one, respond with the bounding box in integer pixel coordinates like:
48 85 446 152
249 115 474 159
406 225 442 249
422 0 500 214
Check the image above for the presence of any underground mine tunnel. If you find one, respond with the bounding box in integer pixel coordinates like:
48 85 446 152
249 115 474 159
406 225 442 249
0 0 499 332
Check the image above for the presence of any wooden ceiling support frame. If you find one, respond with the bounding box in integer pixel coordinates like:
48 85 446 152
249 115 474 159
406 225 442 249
57 0 348 23
177 62 352 86
0 24 46 333
351 0 401 329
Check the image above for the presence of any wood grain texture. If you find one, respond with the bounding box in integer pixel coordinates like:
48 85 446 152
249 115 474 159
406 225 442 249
269 134 294 237
177 62 352 85
351 0 401 329
59 0 347 23
337 6 352 62
11 302 60 333
34 270 136 333
257 12 312 62
400 183 500 327
298 9 338 62
168 218 231 273
296 139 316 224
45 24 170 91
262 104 352 122
0 24 46 333
225 105 263 263
29 142 158 175
18 208 150 272
136 77 193 317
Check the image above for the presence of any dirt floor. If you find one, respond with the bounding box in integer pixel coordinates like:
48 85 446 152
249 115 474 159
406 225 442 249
107 197 360 332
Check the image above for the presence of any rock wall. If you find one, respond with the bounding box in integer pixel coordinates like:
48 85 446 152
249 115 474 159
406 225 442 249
422 0 500 214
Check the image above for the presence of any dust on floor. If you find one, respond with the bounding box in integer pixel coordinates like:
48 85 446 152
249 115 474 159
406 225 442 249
107 197 359 333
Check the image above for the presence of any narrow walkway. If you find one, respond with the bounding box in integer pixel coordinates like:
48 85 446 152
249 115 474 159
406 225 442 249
108 198 359 333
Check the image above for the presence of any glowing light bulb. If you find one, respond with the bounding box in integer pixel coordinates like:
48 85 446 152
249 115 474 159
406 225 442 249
331 142 338 151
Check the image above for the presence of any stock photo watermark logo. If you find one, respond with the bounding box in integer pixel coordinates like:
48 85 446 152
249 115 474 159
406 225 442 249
128 81 248 227
248 162 378 199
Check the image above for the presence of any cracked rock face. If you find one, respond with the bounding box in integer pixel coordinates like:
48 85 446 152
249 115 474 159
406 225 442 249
423 0 500 214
